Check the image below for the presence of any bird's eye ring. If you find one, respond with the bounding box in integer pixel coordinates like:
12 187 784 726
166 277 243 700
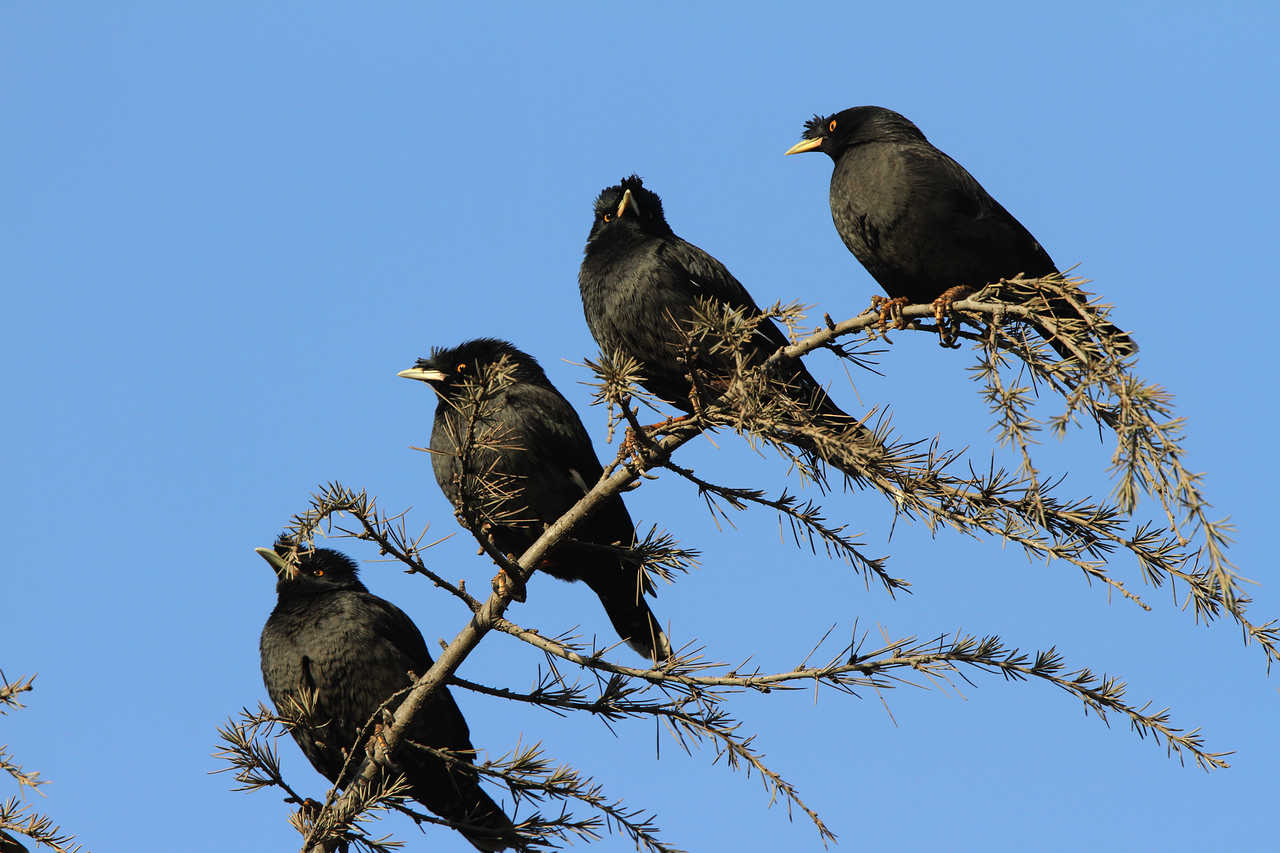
603 213 612 222
828 119 837 132
456 362 466 371
313 569 325 577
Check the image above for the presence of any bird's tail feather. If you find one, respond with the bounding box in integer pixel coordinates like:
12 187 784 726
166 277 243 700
1035 295 1137 360
591 575 672 663
428 781 518 852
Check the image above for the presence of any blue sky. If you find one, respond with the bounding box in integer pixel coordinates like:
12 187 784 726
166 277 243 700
5 3 1277 851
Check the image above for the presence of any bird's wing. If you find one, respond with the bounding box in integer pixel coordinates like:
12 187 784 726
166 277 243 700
358 593 434 672
660 238 793 352
904 146 1057 280
354 593 478 750
506 383 604 484
505 381 638 545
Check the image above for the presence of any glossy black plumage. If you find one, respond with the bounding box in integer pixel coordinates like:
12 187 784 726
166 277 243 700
399 338 671 662
787 106 1135 356
578 175 851 420
257 544 516 851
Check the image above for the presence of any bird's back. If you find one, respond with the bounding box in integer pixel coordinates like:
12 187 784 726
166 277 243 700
831 138 1057 302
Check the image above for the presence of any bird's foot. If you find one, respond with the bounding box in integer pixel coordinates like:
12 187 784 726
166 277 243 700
620 426 647 470
870 295 910 333
622 414 687 467
930 286 972 348
642 413 692 434
366 721 394 765
492 568 527 602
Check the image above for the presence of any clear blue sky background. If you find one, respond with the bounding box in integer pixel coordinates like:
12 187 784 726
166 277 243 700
5 4 1277 851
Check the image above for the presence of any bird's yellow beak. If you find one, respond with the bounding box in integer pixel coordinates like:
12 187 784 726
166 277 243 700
397 367 447 383
784 137 824 156
616 188 641 218
254 546 290 575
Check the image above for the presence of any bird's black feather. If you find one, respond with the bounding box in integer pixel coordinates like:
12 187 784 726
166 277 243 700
579 175 854 420
407 339 672 662
788 105 1135 357
801 113 830 138
259 544 517 851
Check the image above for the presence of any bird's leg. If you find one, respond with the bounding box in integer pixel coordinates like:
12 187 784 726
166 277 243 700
492 566 527 602
621 413 690 469
367 719 392 763
870 295 910 332
620 424 653 470
641 413 693 433
931 285 972 348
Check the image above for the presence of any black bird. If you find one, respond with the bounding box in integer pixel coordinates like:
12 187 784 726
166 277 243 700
785 106 1135 358
397 338 672 662
257 543 517 851
578 175 872 469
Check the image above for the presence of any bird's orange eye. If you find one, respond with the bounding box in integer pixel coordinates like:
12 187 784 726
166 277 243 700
313 569 325 577
828 119 837 132
603 213 612 222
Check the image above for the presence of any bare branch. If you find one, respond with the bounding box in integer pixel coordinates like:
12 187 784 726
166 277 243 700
230 269 1258 849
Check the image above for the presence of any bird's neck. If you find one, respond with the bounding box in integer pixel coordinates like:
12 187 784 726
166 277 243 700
273 581 363 607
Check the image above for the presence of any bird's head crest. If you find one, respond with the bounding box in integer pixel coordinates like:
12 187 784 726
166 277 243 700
802 114 831 139
588 174 673 239
413 338 547 396
261 538 363 594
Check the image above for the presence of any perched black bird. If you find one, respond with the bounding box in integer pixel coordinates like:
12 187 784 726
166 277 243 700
579 175 829 410
398 338 672 662
785 106 1135 357
257 543 517 851
578 175 870 468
